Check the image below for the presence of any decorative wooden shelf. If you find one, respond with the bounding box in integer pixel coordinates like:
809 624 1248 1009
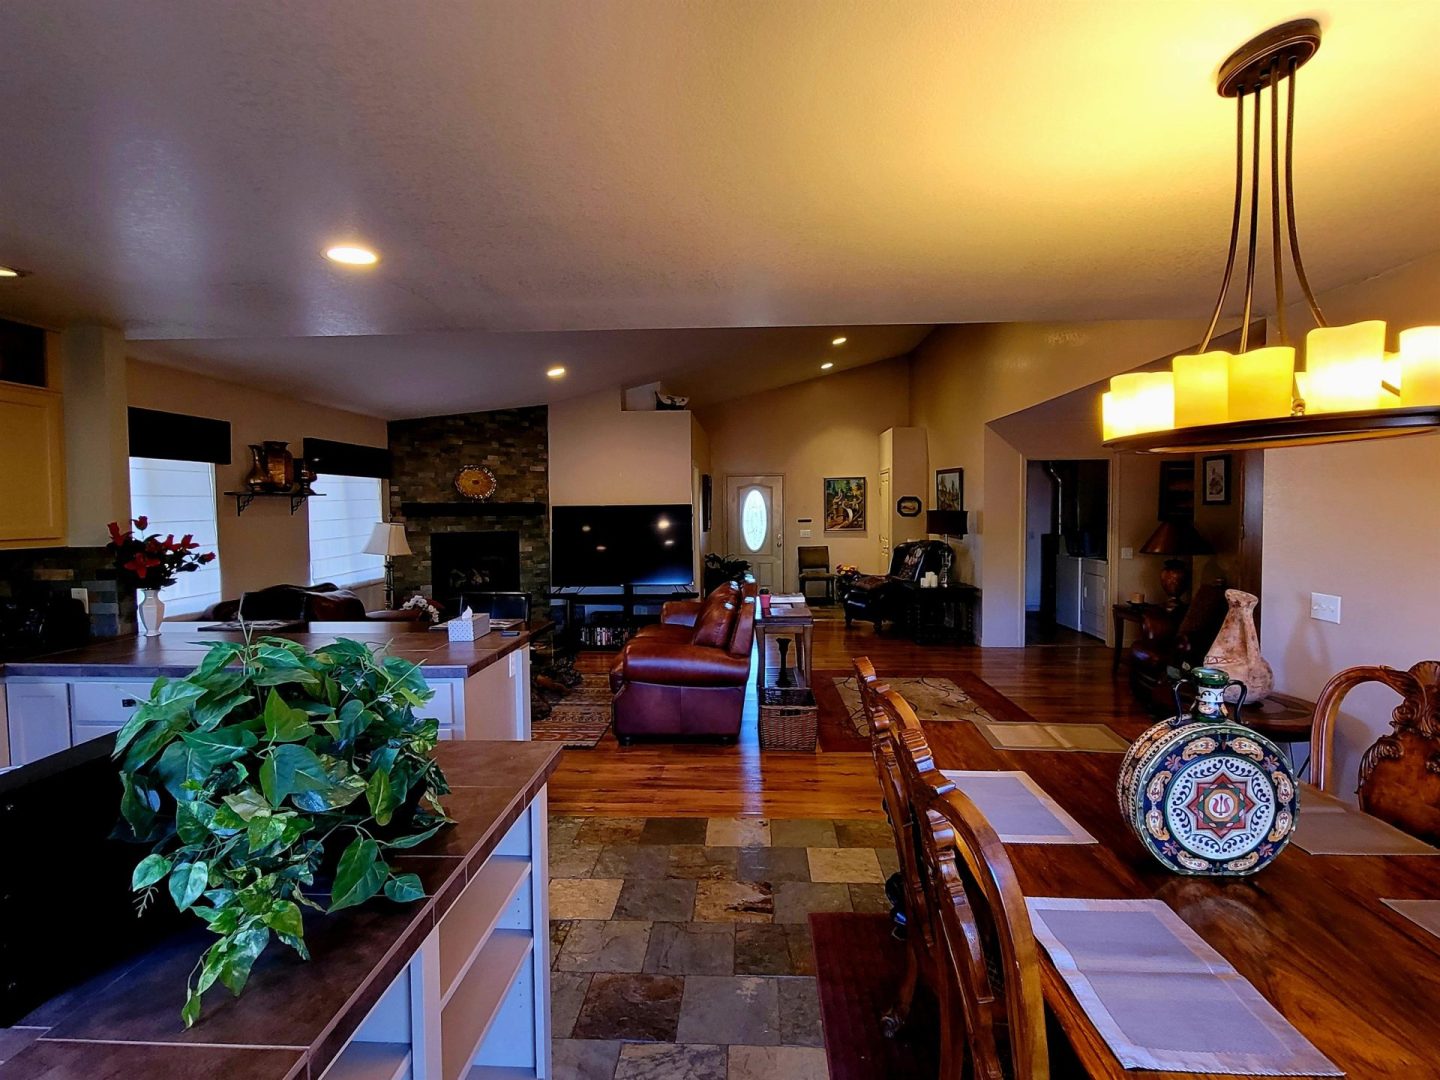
399 501 546 518
223 490 322 515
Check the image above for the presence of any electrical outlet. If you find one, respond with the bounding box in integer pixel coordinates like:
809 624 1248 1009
1120 546 1134 560
70 587 90 614
1310 592 1341 624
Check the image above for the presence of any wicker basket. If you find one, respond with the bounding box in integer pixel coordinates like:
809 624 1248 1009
758 685 818 751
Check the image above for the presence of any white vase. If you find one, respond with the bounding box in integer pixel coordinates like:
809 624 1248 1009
138 589 166 638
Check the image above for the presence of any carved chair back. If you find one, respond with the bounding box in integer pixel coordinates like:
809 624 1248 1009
882 688 1049 1080
851 659 938 1034
1312 660 1440 844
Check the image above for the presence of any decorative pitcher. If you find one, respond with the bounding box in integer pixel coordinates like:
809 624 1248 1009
263 440 295 489
1117 667 1298 877
1204 589 1273 702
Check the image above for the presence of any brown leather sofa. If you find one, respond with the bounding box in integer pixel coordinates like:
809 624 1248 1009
610 578 758 743
201 583 426 623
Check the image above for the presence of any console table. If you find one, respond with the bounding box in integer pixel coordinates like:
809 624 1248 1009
549 586 699 650
755 600 814 688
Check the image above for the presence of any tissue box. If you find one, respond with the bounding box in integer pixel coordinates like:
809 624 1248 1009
446 611 491 642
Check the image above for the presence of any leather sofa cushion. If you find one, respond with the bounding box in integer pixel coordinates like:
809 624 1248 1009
691 597 736 649
621 641 750 687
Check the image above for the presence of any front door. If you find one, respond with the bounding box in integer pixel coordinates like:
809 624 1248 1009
725 474 784 592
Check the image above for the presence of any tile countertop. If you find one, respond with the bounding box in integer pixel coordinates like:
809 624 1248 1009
0 619 554 680
1 741 562 1080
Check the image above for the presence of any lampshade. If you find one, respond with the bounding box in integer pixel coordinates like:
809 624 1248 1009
1400 326 1440 407
1172 351 1230 428
926 510 968 537
1304 321 1386 414
364 522 411 558
1139 519 1212 557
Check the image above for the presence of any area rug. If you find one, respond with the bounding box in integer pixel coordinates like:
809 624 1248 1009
531 673 612 748
820 672 1131 754
811 911 939 1080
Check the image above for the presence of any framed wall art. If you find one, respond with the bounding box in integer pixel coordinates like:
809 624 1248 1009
935 467 964 511
823 476 867 532
1202 454 1232 506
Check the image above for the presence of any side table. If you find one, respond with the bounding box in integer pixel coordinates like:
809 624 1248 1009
908 584 980 645
1112 601 1169 673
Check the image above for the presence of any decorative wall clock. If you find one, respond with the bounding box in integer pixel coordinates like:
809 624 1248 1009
453 464 498 502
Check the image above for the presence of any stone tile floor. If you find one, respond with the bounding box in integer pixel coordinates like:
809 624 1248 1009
549 814 900 1080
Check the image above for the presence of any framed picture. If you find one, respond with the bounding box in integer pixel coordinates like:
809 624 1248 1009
824 477 867 532
896 495 922 517
1202 454 1232 505
1158 459 1195 520
935 467 964 511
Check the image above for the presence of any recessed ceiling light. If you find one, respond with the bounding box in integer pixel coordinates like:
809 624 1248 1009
546 366 567 378
324 244 379 266
0 266 20 278
831 336 847 346
820 362 835 371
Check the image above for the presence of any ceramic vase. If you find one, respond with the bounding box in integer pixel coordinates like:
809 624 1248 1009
1204 588 1272 702
138 589 165 638
244 444 268 491
263 440 295 489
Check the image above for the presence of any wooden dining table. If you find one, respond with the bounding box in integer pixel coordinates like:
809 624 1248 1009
921 714 1440 1079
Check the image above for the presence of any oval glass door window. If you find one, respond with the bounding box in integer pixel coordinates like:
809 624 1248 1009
741 488 768 552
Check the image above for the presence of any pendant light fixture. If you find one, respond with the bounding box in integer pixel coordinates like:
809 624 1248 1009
1102 20 1440 453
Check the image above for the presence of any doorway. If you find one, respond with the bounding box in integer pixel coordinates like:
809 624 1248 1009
1025 459 1109 647
724 474 784 592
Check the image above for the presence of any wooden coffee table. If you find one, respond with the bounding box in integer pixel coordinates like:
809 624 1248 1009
755 600 814 689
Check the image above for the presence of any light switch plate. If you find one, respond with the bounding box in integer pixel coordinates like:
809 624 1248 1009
1310 592 1342 624
799 528 812 538
70 587 90 614
1120 547 1134 560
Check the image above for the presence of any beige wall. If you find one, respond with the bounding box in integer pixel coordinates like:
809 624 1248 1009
548 390 695 506
127 359 388 605
697 358 911 593
1262 250 1440 801
911 319 1200 643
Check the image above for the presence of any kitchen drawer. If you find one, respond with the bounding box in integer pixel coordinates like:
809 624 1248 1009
70 680 154 736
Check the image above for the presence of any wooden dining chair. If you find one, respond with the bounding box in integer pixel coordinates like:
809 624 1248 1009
1311 659 1440 844
881 687 1049 1080
852 658 938 1037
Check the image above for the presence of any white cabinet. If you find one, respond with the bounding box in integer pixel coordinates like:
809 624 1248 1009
1080 558 1109 639
71 680 152 745
6 683 71 765
461 646 531 741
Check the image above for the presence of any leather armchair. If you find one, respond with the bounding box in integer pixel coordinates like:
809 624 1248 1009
843 540 952 630
611 578 758 743
1128 581 1231 713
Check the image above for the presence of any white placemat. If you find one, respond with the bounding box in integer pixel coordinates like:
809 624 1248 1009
939 770 1096 845
1027 898 1342 1075
1292 791 1439 856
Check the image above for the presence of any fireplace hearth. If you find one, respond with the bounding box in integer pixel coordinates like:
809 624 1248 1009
430 532 521 604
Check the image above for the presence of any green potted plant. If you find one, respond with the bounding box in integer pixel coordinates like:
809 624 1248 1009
115 635 452 1027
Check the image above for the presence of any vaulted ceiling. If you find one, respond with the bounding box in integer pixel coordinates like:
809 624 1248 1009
0 1 1437 416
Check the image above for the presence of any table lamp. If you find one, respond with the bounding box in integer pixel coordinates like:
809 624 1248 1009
1139 519 1212 610
364 522 411 608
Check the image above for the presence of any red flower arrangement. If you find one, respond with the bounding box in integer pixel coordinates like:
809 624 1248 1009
105 517 216 590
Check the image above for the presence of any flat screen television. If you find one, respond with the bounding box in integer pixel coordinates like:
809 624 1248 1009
552 504 694 587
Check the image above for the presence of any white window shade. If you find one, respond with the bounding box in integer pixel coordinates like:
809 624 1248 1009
309 474 384 588
127 457 223 616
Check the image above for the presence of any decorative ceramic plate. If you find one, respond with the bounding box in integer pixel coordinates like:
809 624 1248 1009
454 464 497 502
1119 718 1298 876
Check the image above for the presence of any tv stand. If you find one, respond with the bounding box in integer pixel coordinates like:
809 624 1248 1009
549 584 698 649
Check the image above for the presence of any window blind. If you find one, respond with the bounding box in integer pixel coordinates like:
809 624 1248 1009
127 457 224 616
308 474 384 588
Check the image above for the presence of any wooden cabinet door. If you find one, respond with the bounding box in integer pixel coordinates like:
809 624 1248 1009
0 382 66 547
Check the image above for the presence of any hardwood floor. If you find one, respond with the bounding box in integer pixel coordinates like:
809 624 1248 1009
548 618 1152 818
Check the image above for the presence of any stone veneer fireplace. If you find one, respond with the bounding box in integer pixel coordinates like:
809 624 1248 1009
386 405 549 608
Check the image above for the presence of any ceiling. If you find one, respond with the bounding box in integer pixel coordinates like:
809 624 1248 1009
1 1 1438 417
